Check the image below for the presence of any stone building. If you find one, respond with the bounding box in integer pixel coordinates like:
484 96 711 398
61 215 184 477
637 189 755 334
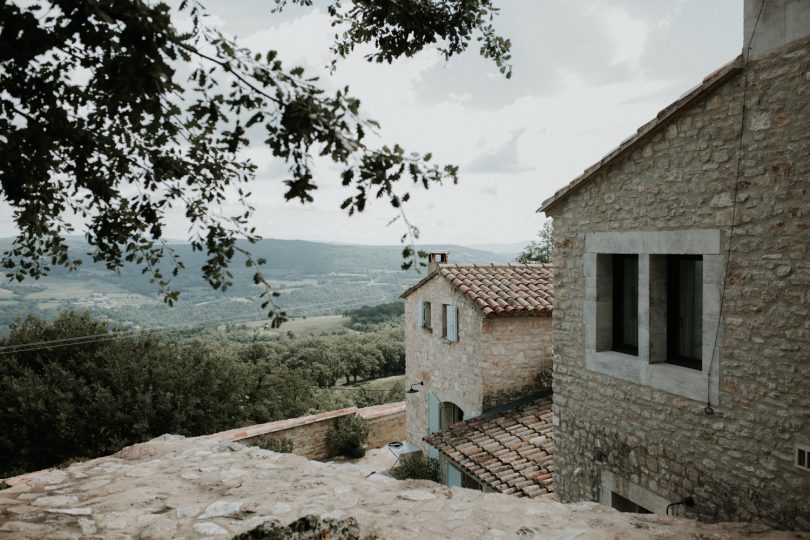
538 0 810 529
400 254 553 478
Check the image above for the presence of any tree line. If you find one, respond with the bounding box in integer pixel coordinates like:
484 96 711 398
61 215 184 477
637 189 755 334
0 305 404 477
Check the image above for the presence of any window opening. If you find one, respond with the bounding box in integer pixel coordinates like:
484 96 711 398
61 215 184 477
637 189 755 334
667 255 703 370
612 254 638 355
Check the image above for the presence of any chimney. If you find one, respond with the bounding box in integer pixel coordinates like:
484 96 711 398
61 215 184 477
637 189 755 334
744 0 810 59
427 252 449 273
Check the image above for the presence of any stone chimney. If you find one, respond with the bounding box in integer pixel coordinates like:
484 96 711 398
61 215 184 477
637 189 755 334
427 252 448 273
744 0 810 59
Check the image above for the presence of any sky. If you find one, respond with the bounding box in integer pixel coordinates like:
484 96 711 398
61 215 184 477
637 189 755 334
0 0 745 248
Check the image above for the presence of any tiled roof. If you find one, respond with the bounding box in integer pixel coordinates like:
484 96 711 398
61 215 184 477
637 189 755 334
401 264 553 317
426 396 555 498
538 55 744 213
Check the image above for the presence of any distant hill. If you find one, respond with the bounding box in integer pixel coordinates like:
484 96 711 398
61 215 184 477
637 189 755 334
0 237 512 333
467 241 529 260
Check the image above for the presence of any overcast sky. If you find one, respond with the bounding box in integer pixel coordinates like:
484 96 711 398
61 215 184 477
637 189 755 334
0 0 745 248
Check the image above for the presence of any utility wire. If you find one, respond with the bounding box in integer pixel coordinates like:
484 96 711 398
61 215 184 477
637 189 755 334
705 0 765 414
0 293 396 355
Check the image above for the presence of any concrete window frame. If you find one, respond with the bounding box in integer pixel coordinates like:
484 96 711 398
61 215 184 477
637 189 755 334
584 230 724 403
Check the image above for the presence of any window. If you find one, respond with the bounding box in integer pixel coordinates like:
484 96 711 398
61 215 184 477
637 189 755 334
667 255 703 370
441 304 458 342
446 463 484 491
584 230 723 403
797 446 810 472
440 402 464 429
610 492 652 514
422 301 432 329
612 254 639 355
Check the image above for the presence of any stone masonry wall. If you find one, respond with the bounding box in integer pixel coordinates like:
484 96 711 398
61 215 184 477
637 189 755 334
545 37 810 530
481 315 553 409
404 276 484 454
204 403 405 461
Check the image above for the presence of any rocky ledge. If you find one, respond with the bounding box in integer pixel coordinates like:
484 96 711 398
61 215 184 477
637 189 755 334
0 435 806 539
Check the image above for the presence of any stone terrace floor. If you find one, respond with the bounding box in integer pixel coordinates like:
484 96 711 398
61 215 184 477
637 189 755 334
1 435 807 539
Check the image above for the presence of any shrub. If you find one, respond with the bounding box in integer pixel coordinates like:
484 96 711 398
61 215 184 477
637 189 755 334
252 436 294 454
0 311 257 476
390 455 440 482
325 414 371 454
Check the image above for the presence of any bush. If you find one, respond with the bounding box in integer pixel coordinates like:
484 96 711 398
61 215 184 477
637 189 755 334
390 456 440 482
252 436 293 454
325 414 371 454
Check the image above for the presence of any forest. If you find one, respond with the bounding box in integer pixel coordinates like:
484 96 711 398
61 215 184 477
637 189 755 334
0 302 405 477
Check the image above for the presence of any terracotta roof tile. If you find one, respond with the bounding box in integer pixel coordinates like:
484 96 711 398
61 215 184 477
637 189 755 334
401 264 553 317
425 397 555 498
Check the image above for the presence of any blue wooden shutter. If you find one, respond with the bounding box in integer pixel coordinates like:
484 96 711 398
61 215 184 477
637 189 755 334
417 300 424 327
447 305 458 342
446 463 463 488
427 392 440 459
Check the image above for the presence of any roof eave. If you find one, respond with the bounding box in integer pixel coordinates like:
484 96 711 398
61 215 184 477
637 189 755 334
537 55 744 214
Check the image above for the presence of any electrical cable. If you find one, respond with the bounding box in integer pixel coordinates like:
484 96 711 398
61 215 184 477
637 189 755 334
0 293 395 355
705 0 765 415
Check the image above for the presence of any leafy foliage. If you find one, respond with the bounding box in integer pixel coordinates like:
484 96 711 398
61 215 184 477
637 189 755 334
252 435 294 454
0 310 405 476
325 414 372 454
390 455 440 482
516 219 553 264
0 1 510 323
343 301 404 331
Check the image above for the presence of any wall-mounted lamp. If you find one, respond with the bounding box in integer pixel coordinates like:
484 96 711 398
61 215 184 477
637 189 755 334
406 381 424 394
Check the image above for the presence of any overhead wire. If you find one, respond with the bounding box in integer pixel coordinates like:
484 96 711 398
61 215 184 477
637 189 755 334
0 292 397 355
704 0 766 415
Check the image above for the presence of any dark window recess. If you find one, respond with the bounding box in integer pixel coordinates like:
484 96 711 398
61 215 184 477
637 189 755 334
463 472 484 491
667 255 703 370
441 304 448 338
423 301 432 328
797 447 810 472
440 402 464 430
611 492 652 514
612 254 639 355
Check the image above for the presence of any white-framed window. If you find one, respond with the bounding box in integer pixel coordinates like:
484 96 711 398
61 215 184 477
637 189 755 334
441 304 458 342
585 230 723 402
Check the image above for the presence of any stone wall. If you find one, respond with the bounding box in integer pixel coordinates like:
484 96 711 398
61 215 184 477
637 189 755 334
481 315 553 409
544 37 810 530
404 275 484 454
203 402 405 461
404 273 553 454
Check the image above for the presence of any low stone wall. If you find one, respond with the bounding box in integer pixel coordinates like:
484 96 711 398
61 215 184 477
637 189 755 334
202 402 405 460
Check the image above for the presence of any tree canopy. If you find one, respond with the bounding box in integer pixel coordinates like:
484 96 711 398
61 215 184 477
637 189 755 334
0 0 511 325
516 218 553 264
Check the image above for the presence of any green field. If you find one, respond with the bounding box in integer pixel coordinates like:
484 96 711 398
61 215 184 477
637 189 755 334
223 315 350 335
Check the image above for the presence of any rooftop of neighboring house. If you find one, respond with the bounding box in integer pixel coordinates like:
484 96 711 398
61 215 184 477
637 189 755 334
426 393 555 498
401 262 553 317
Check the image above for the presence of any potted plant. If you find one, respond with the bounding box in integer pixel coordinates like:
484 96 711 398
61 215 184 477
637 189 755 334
325 414 372 458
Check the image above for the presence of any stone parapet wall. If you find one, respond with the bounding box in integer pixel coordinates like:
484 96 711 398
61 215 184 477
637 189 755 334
203 402 405 460
545 37 810 530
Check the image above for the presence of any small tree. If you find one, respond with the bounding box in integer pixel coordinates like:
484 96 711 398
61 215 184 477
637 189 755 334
516 219 553 264
325 414 371 455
